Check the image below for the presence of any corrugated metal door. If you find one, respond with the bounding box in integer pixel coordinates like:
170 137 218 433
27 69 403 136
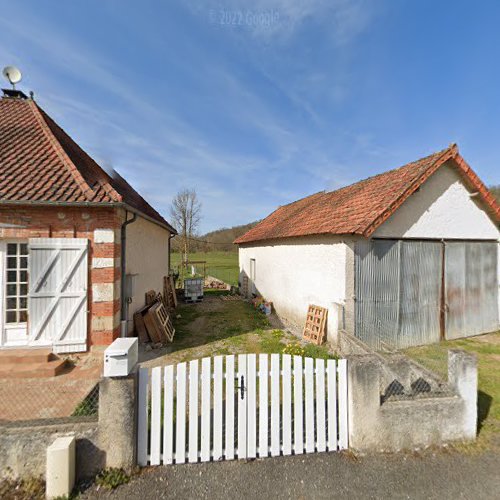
28 238 88 353
445 241 499 339
355 239 442 349
355 239 400 348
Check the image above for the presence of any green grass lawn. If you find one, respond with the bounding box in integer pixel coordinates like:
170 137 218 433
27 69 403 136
148 293 334 367
404 332 500 451
171 251 239 286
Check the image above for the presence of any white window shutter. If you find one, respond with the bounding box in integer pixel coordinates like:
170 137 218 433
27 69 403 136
28 238 88 353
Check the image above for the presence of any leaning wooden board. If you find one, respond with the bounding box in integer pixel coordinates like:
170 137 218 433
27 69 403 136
169 275 178 308
163 275 178 310
134 311 150 343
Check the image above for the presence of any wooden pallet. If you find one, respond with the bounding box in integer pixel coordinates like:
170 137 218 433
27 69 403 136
155 301 175 342
302 304 328 345
143 303 164 343
143 301 175 343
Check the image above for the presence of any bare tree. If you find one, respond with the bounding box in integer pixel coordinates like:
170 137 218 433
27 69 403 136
170 188 202 263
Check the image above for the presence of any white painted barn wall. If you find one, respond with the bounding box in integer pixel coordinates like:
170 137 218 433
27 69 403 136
239 236 349 343
373 162 499 240
374 162 500 323
125 216 171 334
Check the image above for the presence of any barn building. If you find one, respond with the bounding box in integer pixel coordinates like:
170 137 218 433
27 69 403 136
0 89 176 353
236 145 500 349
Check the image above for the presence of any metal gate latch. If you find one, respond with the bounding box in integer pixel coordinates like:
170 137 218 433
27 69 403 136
236 375 246 400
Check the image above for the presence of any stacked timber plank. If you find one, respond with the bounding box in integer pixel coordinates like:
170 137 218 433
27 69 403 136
133 275 177 345
164 275 178 309
302 304 328 345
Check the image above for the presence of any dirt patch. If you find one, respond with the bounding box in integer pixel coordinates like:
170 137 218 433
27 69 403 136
473 332 500 345
189 315 210 335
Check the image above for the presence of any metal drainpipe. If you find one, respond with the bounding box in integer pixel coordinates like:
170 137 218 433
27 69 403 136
168 233 176 272
120 211 137 337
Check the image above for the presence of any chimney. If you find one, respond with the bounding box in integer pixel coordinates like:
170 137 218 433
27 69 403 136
2 88 28 99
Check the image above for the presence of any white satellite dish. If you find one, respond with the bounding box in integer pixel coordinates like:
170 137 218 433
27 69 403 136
2 66 22 88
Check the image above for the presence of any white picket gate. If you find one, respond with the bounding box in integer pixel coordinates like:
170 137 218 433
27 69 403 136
137 354 348 466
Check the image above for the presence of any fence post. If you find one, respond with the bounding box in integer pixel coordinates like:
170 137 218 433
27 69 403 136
347 355 382 451
448 349 478 440
98 371 138 470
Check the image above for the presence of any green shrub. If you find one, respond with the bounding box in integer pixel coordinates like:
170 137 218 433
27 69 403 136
95 468 130 490
282 343 305 357
0 476 45 500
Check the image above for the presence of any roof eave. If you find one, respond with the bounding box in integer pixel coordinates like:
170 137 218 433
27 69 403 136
235 230 364 246
0 199 177 234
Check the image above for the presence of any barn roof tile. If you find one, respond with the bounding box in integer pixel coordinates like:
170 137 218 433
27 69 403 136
235 144 500 244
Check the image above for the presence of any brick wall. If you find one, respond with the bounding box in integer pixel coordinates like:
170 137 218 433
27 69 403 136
0 205 123 349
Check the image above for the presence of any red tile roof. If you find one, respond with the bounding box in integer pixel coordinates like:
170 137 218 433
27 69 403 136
0 96 176 232
235 145 500 244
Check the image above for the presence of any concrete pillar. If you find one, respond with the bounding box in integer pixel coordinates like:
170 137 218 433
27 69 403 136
46 436 75 499
98 372 137 469
347 355 382 450
448 349 478 440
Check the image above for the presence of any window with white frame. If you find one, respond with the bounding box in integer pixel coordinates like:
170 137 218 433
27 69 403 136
5 243 28 324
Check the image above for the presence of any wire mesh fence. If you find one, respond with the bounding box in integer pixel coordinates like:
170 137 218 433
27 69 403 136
0 371 99 426
380 373 452 403
174 264 239 288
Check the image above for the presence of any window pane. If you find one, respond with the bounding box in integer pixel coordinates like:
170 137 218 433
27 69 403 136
19 283 28 295
6 297 16 309
19 310 28 322
6 284 16 295
19 297 27 309
7 243 17 255
7 271 16 283
20 243 28 255
20 257 28 269
19 270 28 282
6 311 16 323
7 257 17 269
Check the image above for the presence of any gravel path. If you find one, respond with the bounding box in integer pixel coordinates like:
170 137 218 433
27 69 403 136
82 449 500 499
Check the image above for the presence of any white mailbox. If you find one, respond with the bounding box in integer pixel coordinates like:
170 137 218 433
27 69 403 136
104 337 138 377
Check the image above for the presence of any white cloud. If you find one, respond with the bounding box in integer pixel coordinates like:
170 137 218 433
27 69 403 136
0 3 382 232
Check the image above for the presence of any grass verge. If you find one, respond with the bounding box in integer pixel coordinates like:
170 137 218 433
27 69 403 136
168 297 334 363
404 331 500 452
171 251 239 285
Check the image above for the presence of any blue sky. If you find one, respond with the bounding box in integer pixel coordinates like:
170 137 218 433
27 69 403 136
1 1 499 232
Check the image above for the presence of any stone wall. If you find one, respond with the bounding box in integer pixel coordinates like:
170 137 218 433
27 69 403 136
0 348 479 480
0 372 137 481
347 350 477 451
0 418 102 480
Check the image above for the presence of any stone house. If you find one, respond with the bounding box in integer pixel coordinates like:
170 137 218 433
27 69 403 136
0 89 176 352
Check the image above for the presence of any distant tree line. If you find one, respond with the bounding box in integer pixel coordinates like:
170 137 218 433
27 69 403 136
170 184 500 258
171 221 259 254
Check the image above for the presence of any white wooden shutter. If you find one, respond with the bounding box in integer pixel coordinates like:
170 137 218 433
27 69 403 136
28 238 88 353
